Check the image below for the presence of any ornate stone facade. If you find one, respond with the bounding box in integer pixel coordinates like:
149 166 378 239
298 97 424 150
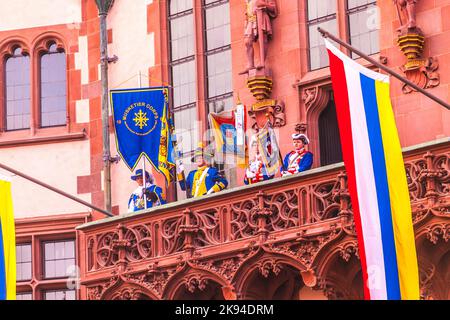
77 141 450 300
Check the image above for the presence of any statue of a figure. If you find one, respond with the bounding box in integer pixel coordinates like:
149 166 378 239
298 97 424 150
394 0 418 30
243 0 278 72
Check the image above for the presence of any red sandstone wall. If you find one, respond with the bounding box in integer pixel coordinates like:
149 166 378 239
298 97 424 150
379 0 450 146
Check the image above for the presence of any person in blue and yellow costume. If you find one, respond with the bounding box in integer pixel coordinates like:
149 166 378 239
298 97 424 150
244 136 274 185
128 169 166 212
177 143 228 198
281 133 313 177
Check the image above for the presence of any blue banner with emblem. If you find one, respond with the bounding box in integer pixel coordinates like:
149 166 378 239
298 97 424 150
110 87 175 183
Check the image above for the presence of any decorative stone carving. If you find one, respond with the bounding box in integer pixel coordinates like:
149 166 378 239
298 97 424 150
394 0 440 93
79 145 449 300
240 2 285 129
425 223 449 244
256 259 282 278
243 0 278 72
301 86 330 114
247 98 285 129
300 269 318 288
185 275 209 293
394 0 419 33
337 241 359 262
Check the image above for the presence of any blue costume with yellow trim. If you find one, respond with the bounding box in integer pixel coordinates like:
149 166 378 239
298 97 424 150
128 183 166 212
179 166 228 198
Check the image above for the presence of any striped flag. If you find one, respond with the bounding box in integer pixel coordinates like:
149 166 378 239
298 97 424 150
0 178 16 300
325 39 420 300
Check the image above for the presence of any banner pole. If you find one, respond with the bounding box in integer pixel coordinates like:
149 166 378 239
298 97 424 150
317 27 450 111
137 70 148 210
0 162 113 217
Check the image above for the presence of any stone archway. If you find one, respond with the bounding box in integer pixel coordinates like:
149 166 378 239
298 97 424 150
416 231 450 300
100 282 159 300
231 248 327 300
313 240 364 300
109 287 154 300
239 264 304 300
171 278 225 300
162 263 230 300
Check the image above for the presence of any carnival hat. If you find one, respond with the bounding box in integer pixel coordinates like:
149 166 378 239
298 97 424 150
131 169 154 183
292 133 310 145
191 142 214 163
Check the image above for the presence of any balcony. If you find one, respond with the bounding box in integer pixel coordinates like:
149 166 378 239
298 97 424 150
76 138 449 300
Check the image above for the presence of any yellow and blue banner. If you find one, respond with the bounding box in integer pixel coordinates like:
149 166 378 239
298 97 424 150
110 87 175 183
326 39 419 300
0 178 16 300
209 111 239 154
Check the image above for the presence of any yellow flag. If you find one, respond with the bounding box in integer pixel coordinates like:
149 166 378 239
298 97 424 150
0 178 16 300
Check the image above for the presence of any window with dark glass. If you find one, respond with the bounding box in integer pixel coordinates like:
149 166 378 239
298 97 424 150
5 47 31 131
204 0 233 114
347 0 379 59
319 94 342 166
16 244 32 281
40 43 67 127
43 240 75 279
307 0 337 70
16 292 33 300
44 289 76 300
169 0 197 156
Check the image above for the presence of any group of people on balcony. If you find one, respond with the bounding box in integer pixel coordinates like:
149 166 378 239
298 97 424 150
127 132 313 212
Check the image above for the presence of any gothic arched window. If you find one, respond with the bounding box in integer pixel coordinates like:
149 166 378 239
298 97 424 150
318 95 342 166
39 42 67 127
5 47 30 131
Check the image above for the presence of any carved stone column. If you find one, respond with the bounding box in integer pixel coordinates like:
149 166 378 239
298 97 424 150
112 224 130 272
180 209 199 257
251 191 273 243
422 151 440 206
334 172 352 225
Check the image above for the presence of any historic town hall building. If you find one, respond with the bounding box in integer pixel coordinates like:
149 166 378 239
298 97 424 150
0 0 448 300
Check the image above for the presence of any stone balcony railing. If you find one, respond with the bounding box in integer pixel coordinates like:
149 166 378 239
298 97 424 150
76 138 449 300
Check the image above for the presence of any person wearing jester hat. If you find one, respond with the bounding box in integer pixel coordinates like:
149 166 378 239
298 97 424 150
128 169 166 212
281 133 313 177
244 135 274 185
177 143 228 198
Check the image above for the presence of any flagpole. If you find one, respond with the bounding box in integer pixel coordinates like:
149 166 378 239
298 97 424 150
318 27 450 111
0 162 113 217
138 70 148 210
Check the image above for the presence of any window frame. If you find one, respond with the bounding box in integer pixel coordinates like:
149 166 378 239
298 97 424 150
3 45 31 132
41 238 76 280
16 243 33 282
37 41 68 129
0 36 71 141
346 0 380 59
202 0 233 113
168 0 199 161
306 0 338 71
305 0 380 71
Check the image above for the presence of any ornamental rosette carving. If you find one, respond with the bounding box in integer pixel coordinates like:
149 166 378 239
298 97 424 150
184 275 209 293
268 227 341 268
337 241 359 262
256 259 282 278
425 223 449 244
87 286 102 300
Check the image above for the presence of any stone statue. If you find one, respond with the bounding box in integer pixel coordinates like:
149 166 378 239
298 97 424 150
243 0 278 72
394 0 418 31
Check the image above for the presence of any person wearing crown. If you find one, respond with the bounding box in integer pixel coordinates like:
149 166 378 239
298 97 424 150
281 133 313 177
244 136 274 185
177 143 228 198
128 169 166 212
